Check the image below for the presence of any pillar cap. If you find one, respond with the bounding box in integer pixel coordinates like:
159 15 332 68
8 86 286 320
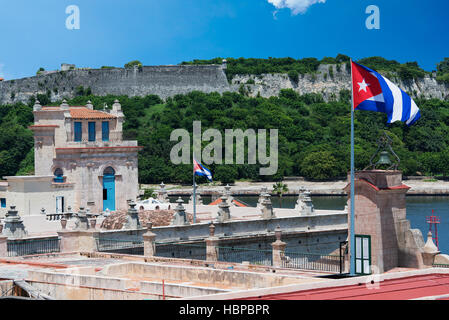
423 231 440 254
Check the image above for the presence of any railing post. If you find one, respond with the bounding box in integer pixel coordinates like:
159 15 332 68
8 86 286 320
271 226 286 268
206 223 219 262
143 222 156 257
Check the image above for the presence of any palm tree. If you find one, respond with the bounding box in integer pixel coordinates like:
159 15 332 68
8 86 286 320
272 181 289 208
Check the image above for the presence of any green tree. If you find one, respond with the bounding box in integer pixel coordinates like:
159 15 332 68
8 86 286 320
272 181 289 208
124 60 143 69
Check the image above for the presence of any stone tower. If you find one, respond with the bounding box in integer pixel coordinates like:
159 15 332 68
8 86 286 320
345 170 427 273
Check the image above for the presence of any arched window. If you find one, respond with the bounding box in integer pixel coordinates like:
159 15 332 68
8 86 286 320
54 168 64 183
104 167 115 176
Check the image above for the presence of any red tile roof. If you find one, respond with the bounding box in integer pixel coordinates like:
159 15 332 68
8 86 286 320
209 198 248 207
40 106 116 119
69 107 116 119
241 274 449 300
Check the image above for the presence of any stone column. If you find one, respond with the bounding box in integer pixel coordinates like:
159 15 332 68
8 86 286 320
86 162 95 210
143 222 156 257
0 235 7 257
257 187 268 209
260 193 275 219
271 226 286 268
171 197 190 226
123 201 142 229
157 182 169 203
216 196 231 223
206 223 219 262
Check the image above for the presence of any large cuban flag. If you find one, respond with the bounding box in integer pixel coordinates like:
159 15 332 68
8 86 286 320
352 61 421 126
193 158 213 182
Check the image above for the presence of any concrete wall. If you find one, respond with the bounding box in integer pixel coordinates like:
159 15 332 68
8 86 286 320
0 176 75 217
149 211 347 243
100 262 310 290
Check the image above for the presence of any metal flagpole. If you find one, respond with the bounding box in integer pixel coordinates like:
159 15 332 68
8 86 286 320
193 153 197 224
349 58 356 276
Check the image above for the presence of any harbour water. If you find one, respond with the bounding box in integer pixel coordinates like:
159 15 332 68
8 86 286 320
170 195 449 254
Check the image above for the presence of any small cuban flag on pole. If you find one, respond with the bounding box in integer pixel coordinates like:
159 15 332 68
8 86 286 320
193 158 213 182
348 60 420 276
192 158 212 224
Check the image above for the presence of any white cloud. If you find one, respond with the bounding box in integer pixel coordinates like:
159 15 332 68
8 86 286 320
267 0 326 15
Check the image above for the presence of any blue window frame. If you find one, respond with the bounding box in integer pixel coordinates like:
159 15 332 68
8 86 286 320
74 122 82 142
102 121 109 142
54 168 64 183
0 198 6 208
88 122 96 142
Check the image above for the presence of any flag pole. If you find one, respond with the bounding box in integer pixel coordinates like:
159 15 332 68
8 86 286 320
349 58 356 276
193 153 197 224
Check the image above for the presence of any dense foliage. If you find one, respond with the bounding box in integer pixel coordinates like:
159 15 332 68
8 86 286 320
2 88 449 184
437 58 449 84
181 55 350 82
181 55 434 83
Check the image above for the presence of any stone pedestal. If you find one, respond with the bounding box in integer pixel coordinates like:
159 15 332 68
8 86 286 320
143 222 156 257
0 236 8 257
206 224 219 262
260 193 275 219
295 190 314 216
157 182 169 203
216 196 231 223
57 230 98 253
123 201 142 230
73 207 90 230
271 227 286 268
3 206 27 239
345 170 420 273
257 187 268 209
171 198 190 226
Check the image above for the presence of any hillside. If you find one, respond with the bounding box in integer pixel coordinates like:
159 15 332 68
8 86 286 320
1 56 448 106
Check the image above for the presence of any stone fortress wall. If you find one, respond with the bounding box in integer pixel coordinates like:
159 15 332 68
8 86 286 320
1 62 448 105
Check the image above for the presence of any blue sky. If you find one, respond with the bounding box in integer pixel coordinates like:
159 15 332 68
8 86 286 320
0 0 448 79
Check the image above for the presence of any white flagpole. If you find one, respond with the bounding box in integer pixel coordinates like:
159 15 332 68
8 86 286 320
350 58 356 276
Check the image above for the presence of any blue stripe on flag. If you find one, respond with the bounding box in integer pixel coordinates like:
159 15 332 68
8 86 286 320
373 71 395 124
400 90 412 122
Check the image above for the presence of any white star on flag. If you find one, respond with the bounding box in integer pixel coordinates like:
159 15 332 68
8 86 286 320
358 79 370 93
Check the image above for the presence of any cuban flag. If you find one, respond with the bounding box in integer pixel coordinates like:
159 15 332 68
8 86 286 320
352 61 421 126
193 158 212 181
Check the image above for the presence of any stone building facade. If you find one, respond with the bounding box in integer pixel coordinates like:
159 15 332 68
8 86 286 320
0 99 141 217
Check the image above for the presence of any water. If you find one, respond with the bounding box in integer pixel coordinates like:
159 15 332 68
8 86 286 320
170 195 449 254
